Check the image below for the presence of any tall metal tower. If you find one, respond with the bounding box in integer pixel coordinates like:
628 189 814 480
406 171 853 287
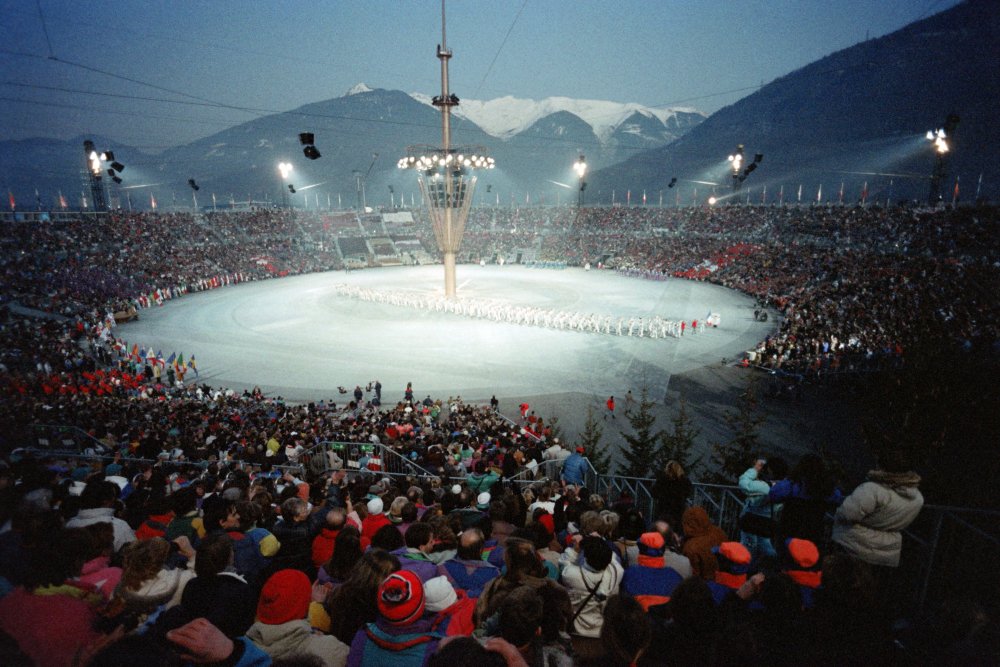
398 0 494 298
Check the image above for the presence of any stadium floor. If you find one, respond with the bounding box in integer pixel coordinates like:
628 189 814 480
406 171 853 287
120 265 779 447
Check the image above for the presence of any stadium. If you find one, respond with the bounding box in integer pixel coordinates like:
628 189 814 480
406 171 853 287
1 1 999 665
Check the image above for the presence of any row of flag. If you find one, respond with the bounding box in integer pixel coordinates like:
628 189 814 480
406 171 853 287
125 344 198 376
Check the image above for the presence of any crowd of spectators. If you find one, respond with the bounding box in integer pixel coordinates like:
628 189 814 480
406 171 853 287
0 202 998 664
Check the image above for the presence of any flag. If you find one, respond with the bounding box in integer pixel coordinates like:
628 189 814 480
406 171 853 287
187 355 198 376
779 185 784 204
175 353 184 370
155 350 164 367
761 185 767 204
7 191 14 211
59 190 68 209
131 343 139 360
166 352 176 367
797 184 802 202
861 181 868 204
816 184 822 202
151 193 157 209
952 176 960 206
976 173 983 200
627 190 631 206
838 182 844 204
642 189 647 205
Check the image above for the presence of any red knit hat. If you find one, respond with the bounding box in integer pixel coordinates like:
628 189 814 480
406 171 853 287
785 538 820 568
537 512 555 536
257 569 311 624
378 571 425 625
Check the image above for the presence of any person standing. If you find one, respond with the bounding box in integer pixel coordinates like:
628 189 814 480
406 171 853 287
605 396 616 420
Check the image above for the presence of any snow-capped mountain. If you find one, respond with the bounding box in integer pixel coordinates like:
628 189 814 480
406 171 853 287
409 91 704 144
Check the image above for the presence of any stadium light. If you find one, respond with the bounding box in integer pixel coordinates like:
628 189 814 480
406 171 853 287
708 196 718 206
927 113 960 205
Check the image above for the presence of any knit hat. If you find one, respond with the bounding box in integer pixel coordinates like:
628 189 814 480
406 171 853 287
378 571 425 625
637 532 666 568
257 569 311 624
576 447 585 454
783 538 823 588
712 541 752 589
476 492 491 510
367 497 384 515
537 513 555 536
785 538 820 569
423 576 457 612
451 484 462 495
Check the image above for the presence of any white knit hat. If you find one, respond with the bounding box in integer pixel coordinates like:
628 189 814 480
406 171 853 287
423 576 457 612
367 497 384 515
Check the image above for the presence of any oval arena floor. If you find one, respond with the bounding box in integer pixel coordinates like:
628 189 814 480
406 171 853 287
120 265 777 442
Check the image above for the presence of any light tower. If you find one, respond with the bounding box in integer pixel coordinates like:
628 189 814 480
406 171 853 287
83 140 108 211
573 154 587 207
398 0 494 298
927 113 959 205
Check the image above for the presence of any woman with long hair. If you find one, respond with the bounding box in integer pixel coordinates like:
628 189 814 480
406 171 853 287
115 537 195 621
323 548 400 644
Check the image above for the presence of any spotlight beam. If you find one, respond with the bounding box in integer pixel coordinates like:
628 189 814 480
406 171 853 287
295 181 328 192
546 180 573 190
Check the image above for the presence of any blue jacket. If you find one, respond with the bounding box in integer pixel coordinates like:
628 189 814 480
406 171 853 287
347 617 441 667
440 558 500 598
561 453 588 485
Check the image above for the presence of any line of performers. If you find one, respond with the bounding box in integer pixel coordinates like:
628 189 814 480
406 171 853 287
335 284 711 339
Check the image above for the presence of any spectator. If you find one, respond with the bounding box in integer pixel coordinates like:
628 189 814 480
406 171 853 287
347 569 441 667
680 505 727 580
325 548 401 644
560 447 589 487
559 536 624 643
439 527 500 598
0 527 104 667
64 479 136 553
652 460 692 527
621 532 684 611
247 568 349 667
832 450 924 569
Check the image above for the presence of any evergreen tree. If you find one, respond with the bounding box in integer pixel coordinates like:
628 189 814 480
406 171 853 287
660 397 701 475
709 376 765 483
619 387 665 478
578 405 611 474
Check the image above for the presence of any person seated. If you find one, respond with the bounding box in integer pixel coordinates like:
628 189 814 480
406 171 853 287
439 527 500 598
621 532 685 611
246 568 349 667
781 538 822 608
165 532 257 638
706 541 753 605
348 570 442 666
0 527 106 667
680 506 727 580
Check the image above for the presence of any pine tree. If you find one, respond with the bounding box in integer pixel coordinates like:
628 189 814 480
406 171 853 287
660 397 701 474
619 387 665 478
709 376 765 483
579 405 611 474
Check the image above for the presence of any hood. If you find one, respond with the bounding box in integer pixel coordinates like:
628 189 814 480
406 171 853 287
867 470 922 499
246 619 314 654
682 506 713 537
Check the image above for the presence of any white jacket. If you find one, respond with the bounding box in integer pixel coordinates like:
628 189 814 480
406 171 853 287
559 548 624 637
832 473 923 567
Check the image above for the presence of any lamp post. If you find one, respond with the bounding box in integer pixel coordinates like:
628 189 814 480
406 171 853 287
573 154 587 207
397 0 494 299
278 162 293 209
